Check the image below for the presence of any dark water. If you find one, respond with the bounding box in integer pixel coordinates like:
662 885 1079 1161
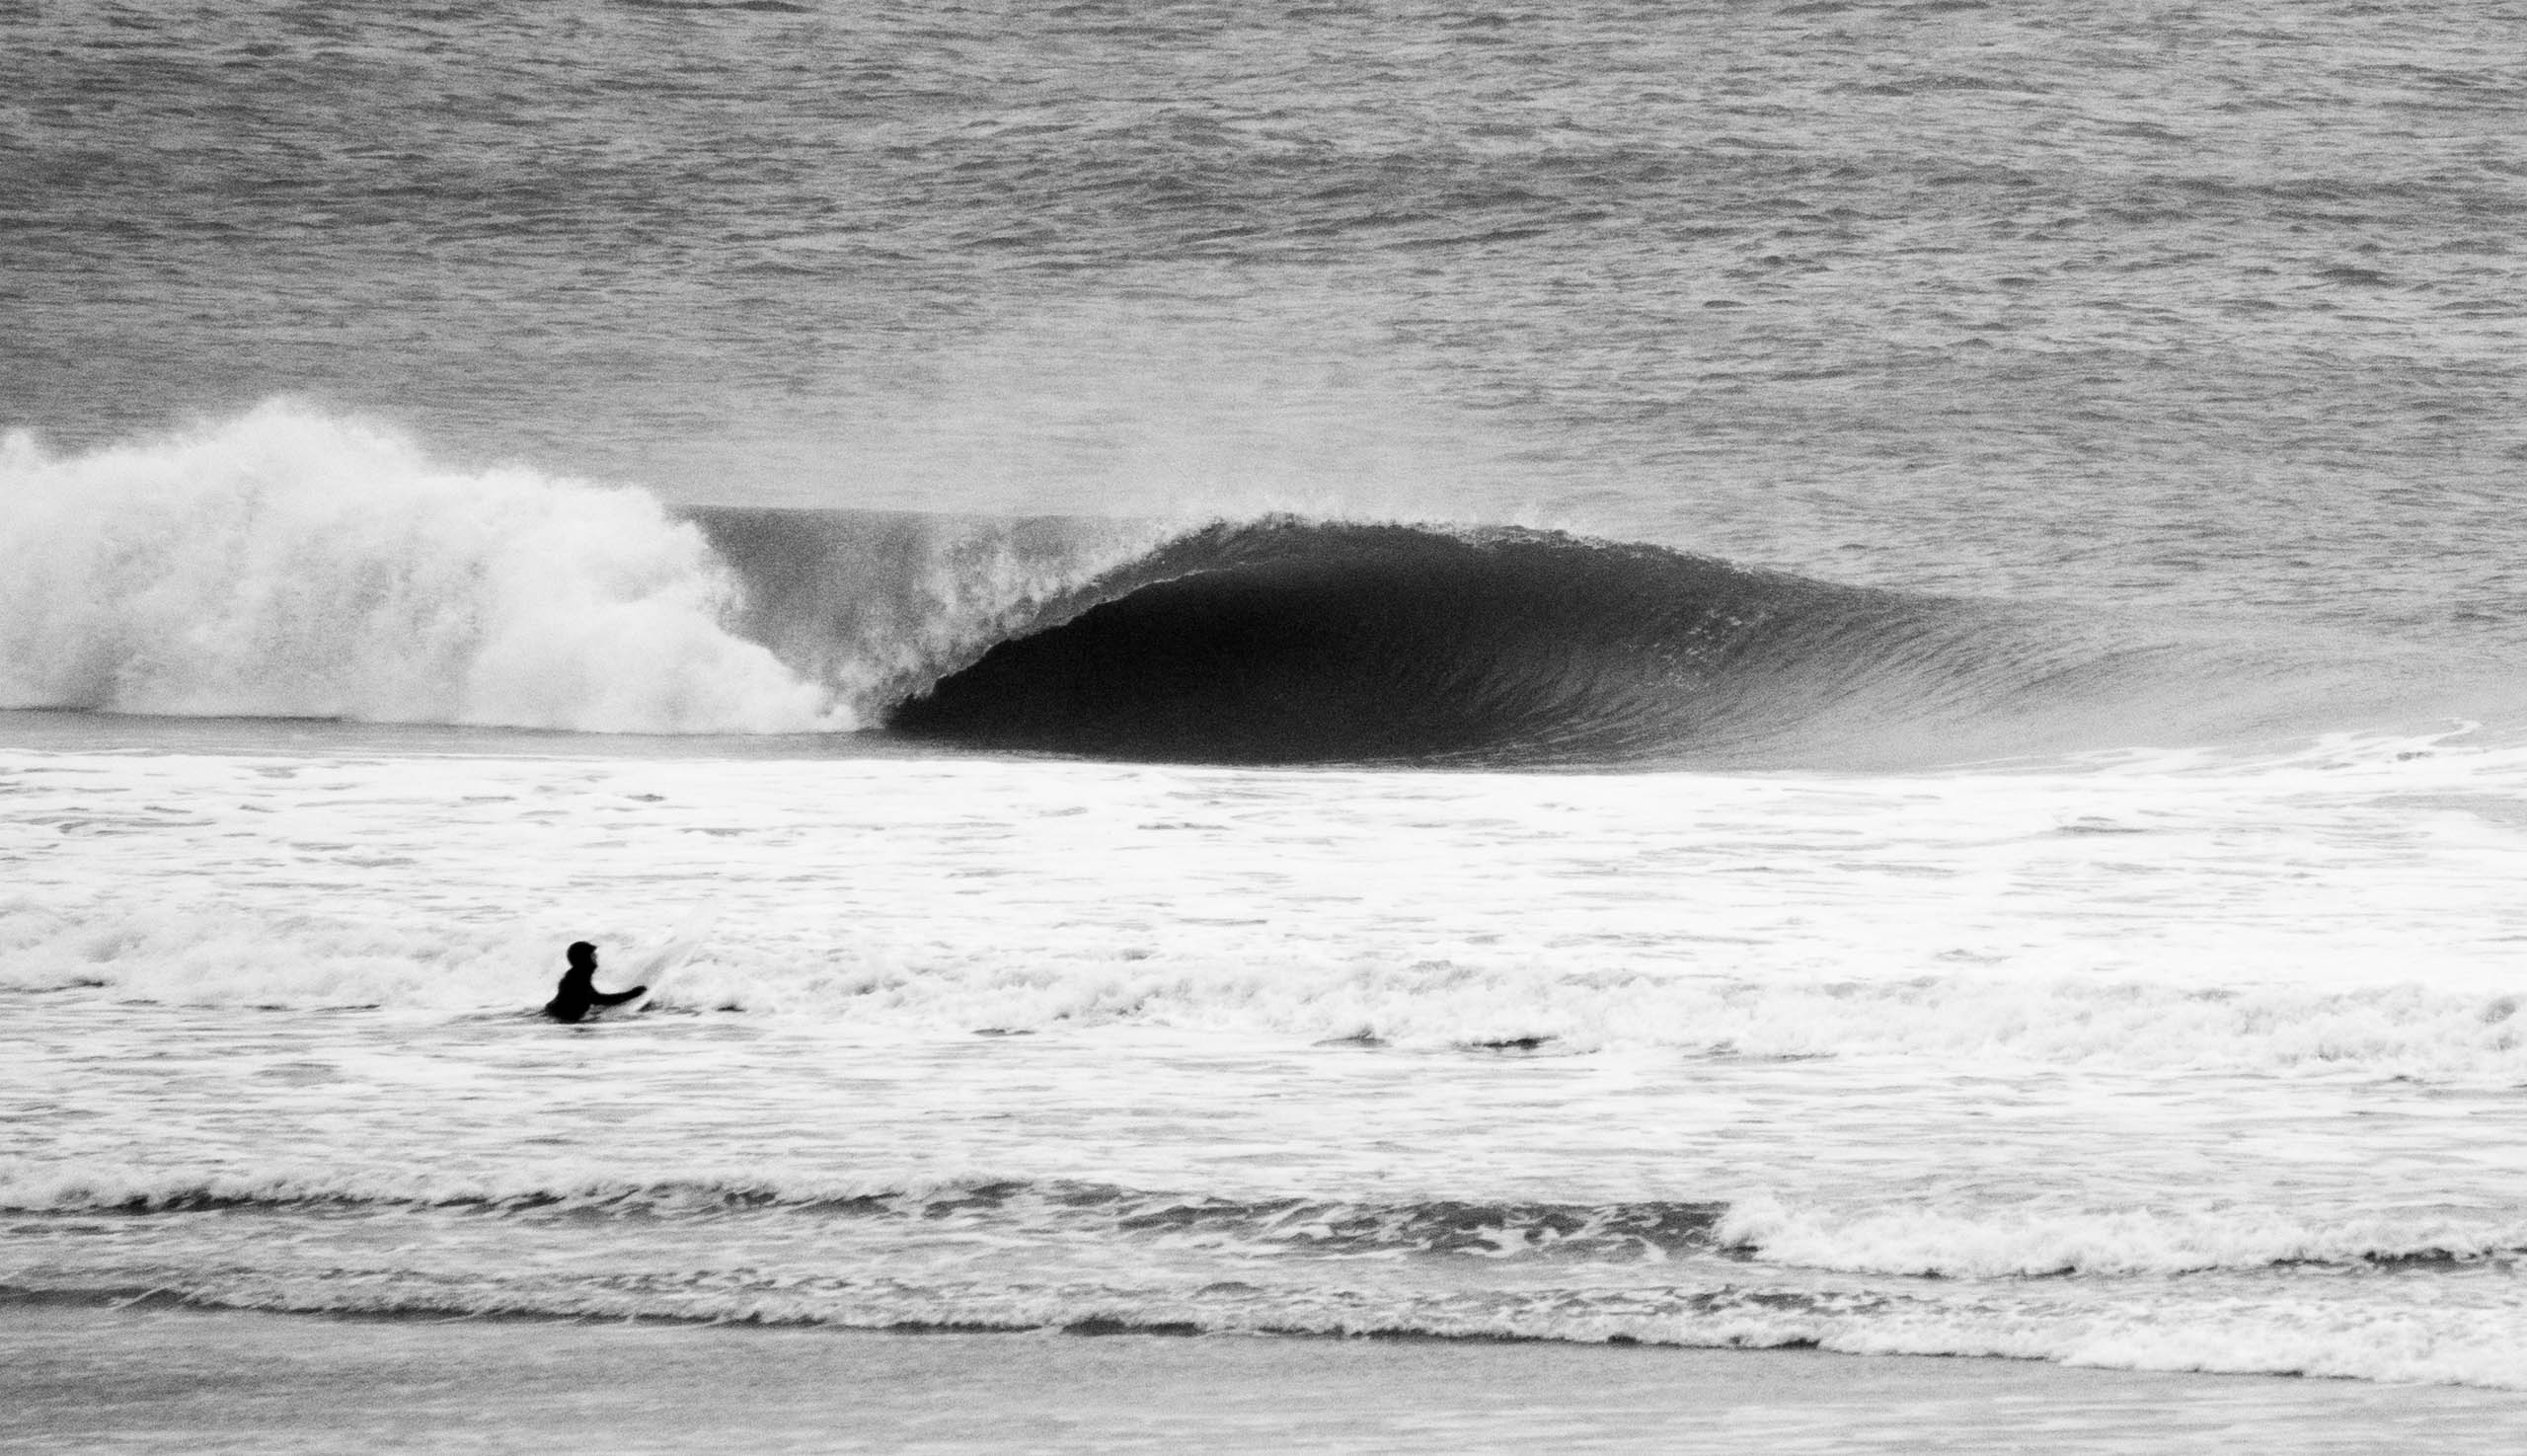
687 508 2477 765
9 0 2527 641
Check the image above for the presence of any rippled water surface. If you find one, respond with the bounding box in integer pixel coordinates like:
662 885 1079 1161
10 1 2527 629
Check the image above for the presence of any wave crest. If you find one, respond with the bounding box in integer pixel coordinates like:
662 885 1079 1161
0 406 844 733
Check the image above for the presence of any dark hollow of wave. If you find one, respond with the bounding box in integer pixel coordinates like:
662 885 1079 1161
695 510 2381 769
886 521 1938 764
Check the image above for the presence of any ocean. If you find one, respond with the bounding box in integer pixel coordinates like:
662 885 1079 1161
5 0 2526 1446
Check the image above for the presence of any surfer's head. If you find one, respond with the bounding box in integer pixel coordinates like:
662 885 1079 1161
566 941 597 971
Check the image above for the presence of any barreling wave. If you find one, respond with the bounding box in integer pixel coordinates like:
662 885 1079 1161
703 508 2470 769
909 518 1999 764
0 406 2482 765
0 1275 1898 1352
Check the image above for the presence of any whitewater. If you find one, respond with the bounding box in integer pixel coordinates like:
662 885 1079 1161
8 0 2527 1445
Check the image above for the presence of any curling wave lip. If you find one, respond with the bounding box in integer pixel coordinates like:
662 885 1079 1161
699 509 2478 770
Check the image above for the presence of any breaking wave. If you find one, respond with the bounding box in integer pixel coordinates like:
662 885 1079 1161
703 510 2470 769
14 1167 2522 1279
852 518 2405 767
13 1162 2527 1387
0 407 843 734
0 407 2485 765
0 1169 1725 1263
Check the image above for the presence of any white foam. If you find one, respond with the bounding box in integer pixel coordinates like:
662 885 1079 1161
6 883 2520 1078
11 720 2527 1391
0 406 845 732
5 734 2527 1079
1718 1191 2527 1277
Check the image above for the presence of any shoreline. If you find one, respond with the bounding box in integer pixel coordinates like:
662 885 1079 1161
7 1303 2521 1454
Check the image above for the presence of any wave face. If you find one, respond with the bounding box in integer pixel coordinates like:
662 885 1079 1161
881 519 1916 764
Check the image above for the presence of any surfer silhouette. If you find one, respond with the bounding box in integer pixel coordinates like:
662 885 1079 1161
543 942 647 1024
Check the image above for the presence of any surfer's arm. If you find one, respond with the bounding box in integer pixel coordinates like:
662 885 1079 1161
592 985 649 1007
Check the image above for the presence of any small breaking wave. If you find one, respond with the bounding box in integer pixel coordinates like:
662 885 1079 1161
9 1228 2524 1390
867 516 2116 766
1716 1193 2527 1279
12 1278 2518 1390
14 1166 2521 1280
0 1168 1724 1264
15 1160 2527 1388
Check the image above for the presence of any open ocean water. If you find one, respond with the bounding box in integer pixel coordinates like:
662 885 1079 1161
6 0 2527 1440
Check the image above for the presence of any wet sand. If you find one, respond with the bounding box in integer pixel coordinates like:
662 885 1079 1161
4 1304 2520 1454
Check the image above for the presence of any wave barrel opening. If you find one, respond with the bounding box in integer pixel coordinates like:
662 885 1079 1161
883 520 1974 766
